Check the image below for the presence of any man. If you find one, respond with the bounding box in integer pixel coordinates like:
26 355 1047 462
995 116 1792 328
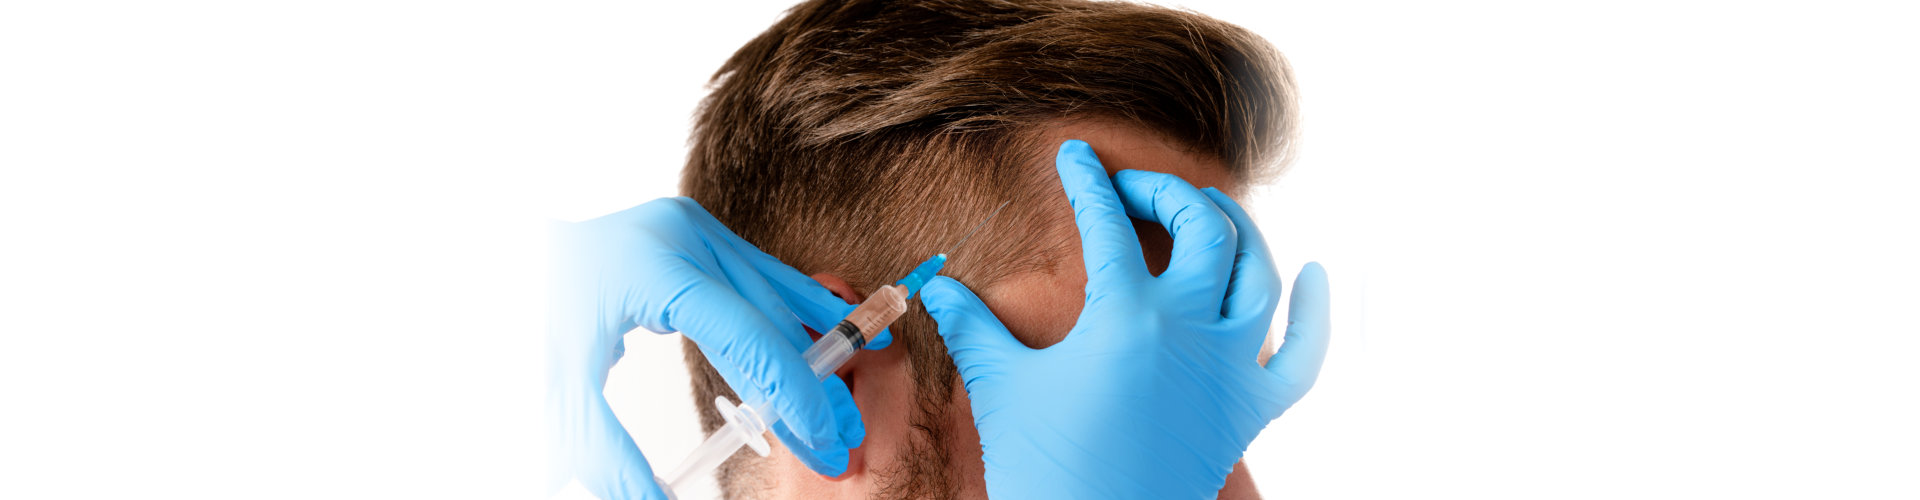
548 0 1329 498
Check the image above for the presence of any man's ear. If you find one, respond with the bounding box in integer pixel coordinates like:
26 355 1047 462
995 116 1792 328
811 273 864 305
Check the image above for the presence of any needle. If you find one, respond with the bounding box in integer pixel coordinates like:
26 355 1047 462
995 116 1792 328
944 200 1009 257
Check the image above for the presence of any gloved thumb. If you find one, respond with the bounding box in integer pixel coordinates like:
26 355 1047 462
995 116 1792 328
1267 262 1331 402
920 276 1022 379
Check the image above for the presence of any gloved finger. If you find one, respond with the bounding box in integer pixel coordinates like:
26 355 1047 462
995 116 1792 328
696 239 819 352
733 246 891 351
738 256 892 350
771 423 850 478
820 374 866 448
556 387 671 500
1054 140 1150 291
667 274 848 452
610 198 804 349
1201 188 1283 344
1265 262 1331 402
679 202 890 349
769 374 863 477
670 200 837 347
1112 170 1238 303
922 276 1024 387
548 219 646 347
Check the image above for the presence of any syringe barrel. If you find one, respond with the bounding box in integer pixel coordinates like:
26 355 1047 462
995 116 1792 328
801 285 907 378
804 323 860 379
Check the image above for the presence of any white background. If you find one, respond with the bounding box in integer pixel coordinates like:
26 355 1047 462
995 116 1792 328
3 0 1916 498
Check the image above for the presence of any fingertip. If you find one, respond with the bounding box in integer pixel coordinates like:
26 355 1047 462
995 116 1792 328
792 416 843 452
771 422 850 477
934 275 966 287
1297 262 1329 291
1055 139 1106 174
821 375 865 448
1279 261 1333 370
1109 168 1236 293
815 448 850 477
793 285 862 331
770 370 847 451
920 277 993 328
918 277 963 312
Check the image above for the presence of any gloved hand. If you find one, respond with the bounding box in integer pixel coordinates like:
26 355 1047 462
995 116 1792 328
547 197 887 500
921 140 1332 499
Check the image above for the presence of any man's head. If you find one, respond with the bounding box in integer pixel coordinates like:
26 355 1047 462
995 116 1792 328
677 0 1295 497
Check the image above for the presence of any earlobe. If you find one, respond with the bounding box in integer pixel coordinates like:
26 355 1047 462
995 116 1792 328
812 273 865 305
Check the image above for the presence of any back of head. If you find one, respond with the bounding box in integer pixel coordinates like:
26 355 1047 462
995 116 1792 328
677 0 1296 496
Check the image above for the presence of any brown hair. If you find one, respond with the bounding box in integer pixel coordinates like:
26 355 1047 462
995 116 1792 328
676 0 1296 496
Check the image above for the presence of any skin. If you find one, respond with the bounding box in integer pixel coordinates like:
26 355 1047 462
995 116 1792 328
760 120 1275 499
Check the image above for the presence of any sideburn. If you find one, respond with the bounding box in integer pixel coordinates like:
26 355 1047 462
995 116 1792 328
871 303 961 500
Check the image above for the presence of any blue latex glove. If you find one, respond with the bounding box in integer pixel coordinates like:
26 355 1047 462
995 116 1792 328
921 140 1332 499
547 197 888 499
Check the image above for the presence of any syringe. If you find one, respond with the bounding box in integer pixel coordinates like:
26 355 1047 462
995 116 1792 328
658 201 1006 497
659 253 947 495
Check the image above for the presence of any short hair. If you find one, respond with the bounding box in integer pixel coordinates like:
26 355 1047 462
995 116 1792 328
676 0 1296 496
